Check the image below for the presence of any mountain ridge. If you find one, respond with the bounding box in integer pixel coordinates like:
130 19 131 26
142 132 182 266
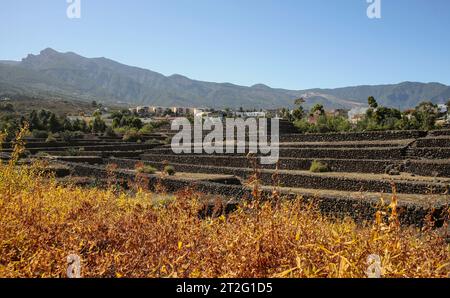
0 48 449 110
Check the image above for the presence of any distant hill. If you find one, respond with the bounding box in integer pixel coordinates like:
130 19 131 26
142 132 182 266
0 94 99 117
1 48 449 110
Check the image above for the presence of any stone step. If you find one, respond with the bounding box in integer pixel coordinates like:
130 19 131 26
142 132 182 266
429 129 450 137
1 141 144 149
165 139 410 149
61 161 450 227
14 143 161 154
138 154 450 177
48 156 104 165
277 130 427 142
406 148 450 160
39 150 144 159
142 146 405 159
110 158 450 195
415 137 450 148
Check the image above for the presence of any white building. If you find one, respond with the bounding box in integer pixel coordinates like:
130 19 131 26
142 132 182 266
438 104 448 114
234 111 266 118
136 106 150 114
171 107 194 115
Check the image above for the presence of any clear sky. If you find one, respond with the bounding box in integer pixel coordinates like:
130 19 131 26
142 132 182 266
0 0 449 90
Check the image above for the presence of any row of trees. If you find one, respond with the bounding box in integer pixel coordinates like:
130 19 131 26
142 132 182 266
358 97 444 131
28 110 108 134
0 109 110 141
110 110 143 130
290 97 449 133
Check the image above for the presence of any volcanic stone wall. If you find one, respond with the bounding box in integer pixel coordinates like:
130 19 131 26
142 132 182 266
110 158 449 195
142 146 405 159
279 130 427 142
61 161 449 227
408 148 450 160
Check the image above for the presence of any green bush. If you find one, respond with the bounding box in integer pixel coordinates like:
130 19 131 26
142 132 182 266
114 127 128 135
66 147 80 156
309 160 330 173
293 119 313 133
294 116 352 134
152 120 170 129
122 129 142 142
60 131 84 142
45 134 57 144
139 123 155 134
136 165 157 175
32 130 49 139
19 150 31 159
164 165 176 176
35 152 50 158
146 139 162 145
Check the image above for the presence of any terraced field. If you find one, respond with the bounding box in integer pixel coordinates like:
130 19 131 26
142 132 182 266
2 122 450 227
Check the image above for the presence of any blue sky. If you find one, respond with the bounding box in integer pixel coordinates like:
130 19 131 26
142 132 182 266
0 0 449 90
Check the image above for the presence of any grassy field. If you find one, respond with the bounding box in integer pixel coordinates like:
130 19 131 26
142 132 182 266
0 129 449 278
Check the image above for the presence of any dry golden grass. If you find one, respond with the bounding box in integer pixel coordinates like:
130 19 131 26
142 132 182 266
0 127 449 278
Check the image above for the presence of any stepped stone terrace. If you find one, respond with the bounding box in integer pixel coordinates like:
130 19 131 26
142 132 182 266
2 120 450 227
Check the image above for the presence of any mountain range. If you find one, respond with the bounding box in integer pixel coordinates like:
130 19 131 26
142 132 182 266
1 48 449 110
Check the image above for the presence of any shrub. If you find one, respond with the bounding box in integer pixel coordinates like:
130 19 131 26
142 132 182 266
104 126 117 138
136 165 157 174
295 116 352 134
164 165 176 176
139 123 154 134
35 152 50 158
309 160 330 173
45 134 57 144
66 147 80 156
145 139 162 145
152 120 170 129
90 116 107 133
31 130 49 139
19 150 31 159
60 131 84 142
293 119 313 133
122 129 142 142
114 126 128 135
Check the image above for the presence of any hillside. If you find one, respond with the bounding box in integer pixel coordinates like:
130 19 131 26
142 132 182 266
1 48 449 110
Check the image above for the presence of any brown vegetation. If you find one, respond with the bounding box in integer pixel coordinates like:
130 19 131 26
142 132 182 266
0 127 449 278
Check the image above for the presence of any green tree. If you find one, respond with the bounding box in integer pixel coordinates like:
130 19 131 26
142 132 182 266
48 113 62 133
63 118 73 131
131 117 143 130
368 96 378 109
294 97 305 106
310 104 325 116
292 107 305 121
80 120 89 133
413 101 438 130
292 97 306 121
90 116 107 133
29 110 41 130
